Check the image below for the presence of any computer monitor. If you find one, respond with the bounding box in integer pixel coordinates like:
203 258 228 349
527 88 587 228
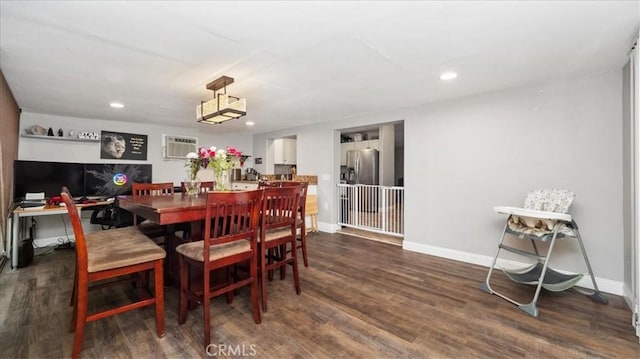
84 163 152 197
13 160 85 199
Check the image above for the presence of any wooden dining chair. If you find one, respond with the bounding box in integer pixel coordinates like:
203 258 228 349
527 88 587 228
131 182 174 240
259 185 302 312
176 189 263 348
132 182 173 207
61 187 166 359
280 181 310 267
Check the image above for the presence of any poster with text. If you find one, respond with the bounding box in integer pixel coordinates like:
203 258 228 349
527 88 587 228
100 131 148 160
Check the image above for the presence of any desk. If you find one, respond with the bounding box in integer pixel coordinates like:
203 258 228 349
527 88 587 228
118 194 208 282
8 202 110 269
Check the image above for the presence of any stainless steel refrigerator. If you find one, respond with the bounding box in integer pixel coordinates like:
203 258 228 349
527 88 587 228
346 148 379 185
346 148 379 212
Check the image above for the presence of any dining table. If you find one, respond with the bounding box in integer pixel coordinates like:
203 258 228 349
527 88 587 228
117 193 209 284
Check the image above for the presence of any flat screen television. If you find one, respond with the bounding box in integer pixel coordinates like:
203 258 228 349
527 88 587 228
84 163 152 196
13 160 85 199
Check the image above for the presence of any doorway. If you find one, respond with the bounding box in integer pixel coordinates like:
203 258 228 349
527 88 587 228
337 121 404 244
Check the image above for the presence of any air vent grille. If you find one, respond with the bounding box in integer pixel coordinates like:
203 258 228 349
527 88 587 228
163 135 197 159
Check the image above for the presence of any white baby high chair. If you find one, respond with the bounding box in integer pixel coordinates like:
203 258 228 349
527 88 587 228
480 189 608 317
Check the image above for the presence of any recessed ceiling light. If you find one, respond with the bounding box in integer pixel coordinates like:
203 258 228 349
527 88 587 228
110 102 124 108
246 121 255 126
440 72 458 81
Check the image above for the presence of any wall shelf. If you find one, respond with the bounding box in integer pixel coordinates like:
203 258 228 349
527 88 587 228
21 134 100 143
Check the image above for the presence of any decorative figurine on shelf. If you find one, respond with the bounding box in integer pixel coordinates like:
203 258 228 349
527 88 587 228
26 125 47 136
68 130 75 138
57 128 64 137
47 127 54 136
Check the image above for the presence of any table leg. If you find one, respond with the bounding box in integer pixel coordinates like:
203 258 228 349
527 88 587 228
188 220 203 241
164 224 176 285
164 221 202 286
11 215 19 269
187 220 204 310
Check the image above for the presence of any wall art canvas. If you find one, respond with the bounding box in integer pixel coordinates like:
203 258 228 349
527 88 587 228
100 131 148 160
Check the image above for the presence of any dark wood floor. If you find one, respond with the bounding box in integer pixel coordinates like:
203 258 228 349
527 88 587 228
1 232 638 358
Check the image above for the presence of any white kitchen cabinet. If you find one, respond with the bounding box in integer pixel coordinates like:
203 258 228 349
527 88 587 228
355 139 379 150
274 138 297 164
231 182 259 191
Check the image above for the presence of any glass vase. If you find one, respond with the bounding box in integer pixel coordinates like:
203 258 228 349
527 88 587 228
183 178 201 196
184 169 201 196
214 169 231 191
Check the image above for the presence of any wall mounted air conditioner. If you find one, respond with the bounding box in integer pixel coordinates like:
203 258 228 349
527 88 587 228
162 135 198 159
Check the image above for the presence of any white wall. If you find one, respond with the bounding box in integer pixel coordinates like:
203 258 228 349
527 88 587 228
19 112 254 183
252 70 625 289
395 146 404 186
622 60 633 301
252 123 339 226
379 124 395 186
16 70 626 288
404 71 624 283
17 112 254 243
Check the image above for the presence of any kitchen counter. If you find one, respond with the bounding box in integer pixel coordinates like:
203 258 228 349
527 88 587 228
258 175 318 185
230 175 318 192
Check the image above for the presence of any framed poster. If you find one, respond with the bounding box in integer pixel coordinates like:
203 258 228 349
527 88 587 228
100 131 148 160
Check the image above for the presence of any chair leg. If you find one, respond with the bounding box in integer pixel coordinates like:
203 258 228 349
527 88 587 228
203 268 211 348
69 286 78 332
178 255 188 325
226 267 234 304
279 244 286 280
71 280 89 359
250 253 261 324
154 260 165 338
261 246 269 313
291 240 301 295
69 263 78 307
69 266 79 332
573 224 609 304
300 224 308 267
267 248 275 282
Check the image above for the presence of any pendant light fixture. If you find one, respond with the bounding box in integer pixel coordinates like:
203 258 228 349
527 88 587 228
196 76 247 124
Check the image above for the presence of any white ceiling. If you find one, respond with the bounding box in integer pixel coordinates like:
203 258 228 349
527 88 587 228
1 1 638 135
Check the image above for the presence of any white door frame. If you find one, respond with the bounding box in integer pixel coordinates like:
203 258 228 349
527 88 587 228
631 33 640 339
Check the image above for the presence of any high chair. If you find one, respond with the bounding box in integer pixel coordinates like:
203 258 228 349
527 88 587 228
480 189 608 317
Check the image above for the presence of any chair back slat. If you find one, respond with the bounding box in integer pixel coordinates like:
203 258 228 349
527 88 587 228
132 182 174 197
60 187 88 271
261 186 300 231
280 181 308 218
203 189 263 261
277 181 310 267
131 183 174 225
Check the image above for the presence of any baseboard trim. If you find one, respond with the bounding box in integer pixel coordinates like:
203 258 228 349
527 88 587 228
403 240 624 296
319 222 339 233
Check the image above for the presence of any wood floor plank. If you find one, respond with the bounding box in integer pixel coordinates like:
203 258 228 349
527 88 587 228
0 232 638 358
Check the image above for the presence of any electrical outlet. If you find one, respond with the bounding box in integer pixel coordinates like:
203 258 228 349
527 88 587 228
323 202 329 210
